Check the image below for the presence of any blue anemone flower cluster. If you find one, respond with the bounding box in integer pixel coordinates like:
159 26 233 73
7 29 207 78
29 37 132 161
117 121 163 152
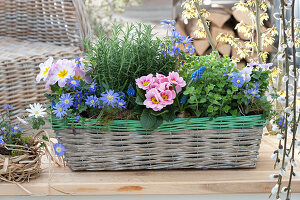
161 20 195 57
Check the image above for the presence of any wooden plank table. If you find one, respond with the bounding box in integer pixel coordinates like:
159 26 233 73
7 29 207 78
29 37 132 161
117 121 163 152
1 136 299 196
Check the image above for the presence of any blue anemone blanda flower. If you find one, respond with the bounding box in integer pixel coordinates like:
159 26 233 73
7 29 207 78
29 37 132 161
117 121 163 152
53 103 67 118
231 75 244 87
85 95 98 107
117 99 127 109
100 90 119 107
59 93 74 109
3 104 15 109
11 125 22 133
53 143 66 157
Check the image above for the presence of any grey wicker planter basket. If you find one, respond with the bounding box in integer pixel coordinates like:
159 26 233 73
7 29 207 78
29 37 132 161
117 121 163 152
51 115 265 171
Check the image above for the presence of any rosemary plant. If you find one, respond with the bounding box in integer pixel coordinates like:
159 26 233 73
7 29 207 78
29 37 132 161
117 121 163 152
85 23 179 93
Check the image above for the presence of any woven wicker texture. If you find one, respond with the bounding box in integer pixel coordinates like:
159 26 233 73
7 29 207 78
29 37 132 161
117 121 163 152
0 144 41 182
0 0 91 49
0 37 81 117
52 115 265 171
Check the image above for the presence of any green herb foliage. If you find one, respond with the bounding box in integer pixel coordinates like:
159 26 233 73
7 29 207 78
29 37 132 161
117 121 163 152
85 23 178 92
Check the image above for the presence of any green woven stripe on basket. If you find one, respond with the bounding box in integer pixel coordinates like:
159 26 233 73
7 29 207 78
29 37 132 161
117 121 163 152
50 115 266 133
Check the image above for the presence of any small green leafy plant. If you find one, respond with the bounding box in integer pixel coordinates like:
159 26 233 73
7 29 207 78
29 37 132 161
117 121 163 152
181 52 273 119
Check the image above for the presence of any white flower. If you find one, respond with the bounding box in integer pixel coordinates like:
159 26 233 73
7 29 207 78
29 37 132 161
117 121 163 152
288 96 294 102
273 12 281 20
17 117 28 125
282 75 289 82
273 126 280 132
288 39 294 48
296 52 300 57
280 168 286 176
281 186 288 193
291 159 298 167
36 57 54 83
284 107 292 114
271 152 278 159
269 174 279 180
278 53 285 61
293 171 299 178
295 139 300 147
271 184 279 195
277 134 283 140
26 103 47 118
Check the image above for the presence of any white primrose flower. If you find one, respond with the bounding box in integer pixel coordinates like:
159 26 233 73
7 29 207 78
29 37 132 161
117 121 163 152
26 103 47 118
271 184 279 195
36 57 53 83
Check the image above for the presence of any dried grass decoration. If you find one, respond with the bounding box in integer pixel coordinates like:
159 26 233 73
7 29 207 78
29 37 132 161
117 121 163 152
0 130 58 183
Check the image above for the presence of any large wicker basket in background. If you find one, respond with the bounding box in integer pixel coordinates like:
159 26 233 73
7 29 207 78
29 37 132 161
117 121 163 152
0 0 91 117
51 115 266 171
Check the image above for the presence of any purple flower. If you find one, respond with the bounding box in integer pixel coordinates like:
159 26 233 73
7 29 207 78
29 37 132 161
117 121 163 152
59 93 74 109
75 56 82 68
53 143 65 157
85 95 98 107
11 125 22 133
117 99 127 109
53 103 67 118
89 82 97 94
66 77 80 90
186 44 195 55
223 70 238 80
181 35 194 45
231 75 244 87
75 116 81 122
100 90 119 107
0 136 4 144
248 88 260 98
73 101 81 108
252 82 259 89
74 90 83 99
160 19 176 28
278 116 288 128
171 46 180 56
3 104 15 109
171 29 181 38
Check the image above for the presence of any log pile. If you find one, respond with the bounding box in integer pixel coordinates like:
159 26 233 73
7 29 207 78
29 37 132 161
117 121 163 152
175 7 273 66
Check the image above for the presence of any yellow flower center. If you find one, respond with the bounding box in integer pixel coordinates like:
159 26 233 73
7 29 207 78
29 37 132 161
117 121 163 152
143 81 149 86
183 40 187 43
58 108 63 112
91 85 94 89
119 102 123 106
14 126 18 130
228 73 233 76
58 69 68 79
76 61 79 64
73 75 83 81
64 99 69 104
77 94 80 97
107 94 113 101
90 100 95 104
71 80 77 85
237 80 240 83
34 110 39 114
252 91 256 94
42 66 51 75
152 97 159 104
162 94 168 101
56 147 61 153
